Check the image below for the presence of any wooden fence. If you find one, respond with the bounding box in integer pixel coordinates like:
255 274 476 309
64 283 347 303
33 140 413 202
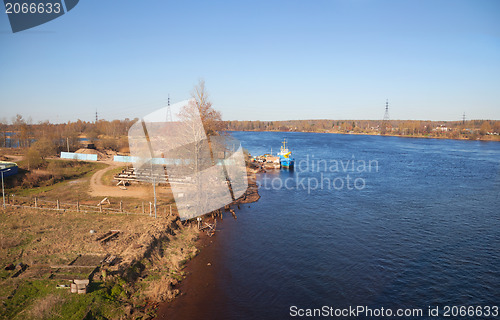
2 194 173 218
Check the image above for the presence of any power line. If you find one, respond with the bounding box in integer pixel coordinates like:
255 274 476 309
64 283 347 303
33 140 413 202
381 99 390 134
166 94 172 122
383 99 390 121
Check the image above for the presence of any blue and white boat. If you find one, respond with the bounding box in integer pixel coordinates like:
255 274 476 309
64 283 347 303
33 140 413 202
277 139 295 169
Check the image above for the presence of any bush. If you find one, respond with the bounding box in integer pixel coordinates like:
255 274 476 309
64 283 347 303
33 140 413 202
98 138 119 151
46 161 64 180
31 138 57 159
22 172 43 188
24 148 44 170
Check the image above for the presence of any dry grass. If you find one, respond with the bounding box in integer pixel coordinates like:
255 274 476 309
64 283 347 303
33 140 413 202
140 224 199 303
162 225 199 271
0 207 157 271
0 233 23 250
27 294 66 320
144 276 179 302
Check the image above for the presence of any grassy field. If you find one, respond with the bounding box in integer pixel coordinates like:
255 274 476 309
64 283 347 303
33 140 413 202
5 159 107 199
3 158 174 212
0 207 199 320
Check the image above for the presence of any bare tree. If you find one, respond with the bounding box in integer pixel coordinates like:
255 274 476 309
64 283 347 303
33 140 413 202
191 79 224 136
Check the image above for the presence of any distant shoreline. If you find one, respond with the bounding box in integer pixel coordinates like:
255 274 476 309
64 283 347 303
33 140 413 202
228 129 500 142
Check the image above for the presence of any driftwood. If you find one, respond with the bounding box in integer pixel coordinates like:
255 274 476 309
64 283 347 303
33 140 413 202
96 230 120 243
200 220 218 237
50 265 95 269
229 209 237 219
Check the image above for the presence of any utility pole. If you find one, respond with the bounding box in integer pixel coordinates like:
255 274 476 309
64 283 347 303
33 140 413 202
66 137 70 152
2 170 5 208
153 176 157 219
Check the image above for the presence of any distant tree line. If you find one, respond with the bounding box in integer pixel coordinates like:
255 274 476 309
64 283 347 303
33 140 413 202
224 119 500 141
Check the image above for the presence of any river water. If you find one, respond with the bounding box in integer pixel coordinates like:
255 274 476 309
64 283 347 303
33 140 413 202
157 131 500 320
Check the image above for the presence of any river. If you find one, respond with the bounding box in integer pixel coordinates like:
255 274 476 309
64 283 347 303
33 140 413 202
157 131 500 320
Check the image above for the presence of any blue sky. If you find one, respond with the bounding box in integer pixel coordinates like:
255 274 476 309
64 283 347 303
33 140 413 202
0 0 499 123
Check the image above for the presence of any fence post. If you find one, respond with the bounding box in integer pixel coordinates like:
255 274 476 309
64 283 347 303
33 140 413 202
56 199 60 210
34 197 37 208
120 201 123 213
170 205 172 216
142 202 144 214
99 204 102 213
77 201 80 212
149 202 152 217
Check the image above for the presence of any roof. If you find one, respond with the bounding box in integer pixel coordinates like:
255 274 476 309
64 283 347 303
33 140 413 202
0 161 18 170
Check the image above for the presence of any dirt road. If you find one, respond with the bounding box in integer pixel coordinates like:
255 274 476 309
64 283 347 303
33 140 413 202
89 161 149 198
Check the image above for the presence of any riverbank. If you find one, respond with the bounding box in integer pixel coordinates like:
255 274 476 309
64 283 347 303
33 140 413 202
228 129 500 142
154 225 226 320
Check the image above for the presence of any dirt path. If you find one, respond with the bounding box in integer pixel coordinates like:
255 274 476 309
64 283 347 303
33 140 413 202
3 154 23 162
89 161 149 198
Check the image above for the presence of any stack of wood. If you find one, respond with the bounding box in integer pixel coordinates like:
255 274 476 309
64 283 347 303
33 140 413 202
113 167 169 185
103 255 116 266
70 279 89 294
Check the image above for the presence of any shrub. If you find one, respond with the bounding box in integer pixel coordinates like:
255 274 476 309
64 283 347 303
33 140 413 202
31 138 57 159
22 172 43 188
24 148 44 170
46 161 64 180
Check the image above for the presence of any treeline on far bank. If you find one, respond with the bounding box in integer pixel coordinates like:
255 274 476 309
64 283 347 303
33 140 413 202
225 119 500 141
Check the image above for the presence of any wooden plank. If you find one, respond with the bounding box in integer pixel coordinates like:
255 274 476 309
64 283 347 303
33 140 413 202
50 265 95 269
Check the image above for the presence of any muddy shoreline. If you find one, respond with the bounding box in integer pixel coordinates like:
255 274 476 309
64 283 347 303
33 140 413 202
154 228 225 320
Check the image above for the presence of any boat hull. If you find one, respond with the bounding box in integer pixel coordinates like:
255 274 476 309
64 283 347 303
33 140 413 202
280 158 295 169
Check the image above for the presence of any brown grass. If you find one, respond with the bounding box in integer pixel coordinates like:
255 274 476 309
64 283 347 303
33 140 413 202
140 224 199 303
0 207 157 270
144 276 179 302
27 293 66 320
